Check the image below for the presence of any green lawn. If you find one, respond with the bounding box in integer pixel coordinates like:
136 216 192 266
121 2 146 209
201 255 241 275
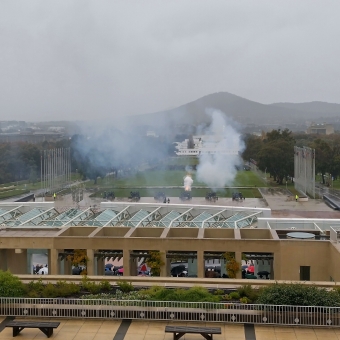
86 169 267 188
164 157 200 166
0 189 30 199
315 173 340 189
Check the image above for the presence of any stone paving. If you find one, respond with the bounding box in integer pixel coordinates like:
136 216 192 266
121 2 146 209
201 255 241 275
2 319 340 340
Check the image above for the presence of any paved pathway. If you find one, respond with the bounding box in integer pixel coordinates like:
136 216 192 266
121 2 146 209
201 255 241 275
1 318 340 340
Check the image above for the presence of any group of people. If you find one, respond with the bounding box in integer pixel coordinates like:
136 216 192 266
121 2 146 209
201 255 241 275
33 264 48 275
163 197 170 204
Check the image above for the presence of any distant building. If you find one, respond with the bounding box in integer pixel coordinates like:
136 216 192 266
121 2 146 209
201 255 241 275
306 122 334 135
174 135 239 156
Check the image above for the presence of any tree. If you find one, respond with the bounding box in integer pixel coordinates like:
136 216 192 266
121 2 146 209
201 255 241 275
223 252 240 278
257 130 295 184
311 139 332 184
242 135 263 162
67 249 89 275
145 251 165 277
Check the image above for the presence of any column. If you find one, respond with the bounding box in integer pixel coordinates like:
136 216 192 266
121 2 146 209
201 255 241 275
48 249 60 275
121 250 138 276
197 251 205 278
0 250 7 271
7 249 28 274
86 249 95 276
220 258 227 277
160 252 170 277
235 251 242 279
97 257 105 275
273 252 280 280
64 259 72 275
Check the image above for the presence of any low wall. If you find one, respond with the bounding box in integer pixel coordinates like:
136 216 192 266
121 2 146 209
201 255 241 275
15 275 340 289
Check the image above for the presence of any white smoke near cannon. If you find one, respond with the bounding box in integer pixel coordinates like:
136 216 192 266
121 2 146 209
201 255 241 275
183 174 193 191
196 109 244 189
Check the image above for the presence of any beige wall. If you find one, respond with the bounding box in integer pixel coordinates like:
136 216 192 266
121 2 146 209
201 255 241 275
1 229 340 281
277 241 330 281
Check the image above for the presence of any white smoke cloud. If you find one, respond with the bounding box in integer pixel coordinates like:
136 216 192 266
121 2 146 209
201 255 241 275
196 109 244 189
184 175 193 191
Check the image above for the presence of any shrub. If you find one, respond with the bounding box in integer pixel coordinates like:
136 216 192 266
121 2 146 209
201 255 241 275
116 281 134 293
0 270 25 297
214 289 224 295
229 292 240 300
27 290 40 298
100 280 111 292
257 283 340 307
146 286 220 303
237 285 259 302
81 276 101 294
26 279 45 295
42 283 58 298
224 294 232 301
142 285 163 297
240 297 250 304
55 281 80 297
85 282 101 294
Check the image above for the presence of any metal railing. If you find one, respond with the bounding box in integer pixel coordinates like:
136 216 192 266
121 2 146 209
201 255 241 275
1 298 340 327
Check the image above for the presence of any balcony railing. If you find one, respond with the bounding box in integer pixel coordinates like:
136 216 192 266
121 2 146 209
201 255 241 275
1 298 340 327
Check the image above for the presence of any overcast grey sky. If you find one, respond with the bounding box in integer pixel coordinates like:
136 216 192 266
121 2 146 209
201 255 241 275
1 1 339 121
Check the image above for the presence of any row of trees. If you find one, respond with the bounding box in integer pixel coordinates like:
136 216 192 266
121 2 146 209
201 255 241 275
0 140 70 185
242 129 295 185
0 131 173 185
243 129 340 185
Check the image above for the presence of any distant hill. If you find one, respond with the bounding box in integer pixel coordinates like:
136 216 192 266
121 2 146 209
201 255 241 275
270 102 340 119
126 92 340 129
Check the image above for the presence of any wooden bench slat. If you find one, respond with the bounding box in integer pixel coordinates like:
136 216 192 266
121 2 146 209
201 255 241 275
7 321 60 328
165 326 221 334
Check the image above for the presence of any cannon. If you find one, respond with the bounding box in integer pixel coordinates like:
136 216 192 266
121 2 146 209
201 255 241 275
129 191 140 201
205 191 218 201
179 191 192 201
232 192 245 201
154 191 166 202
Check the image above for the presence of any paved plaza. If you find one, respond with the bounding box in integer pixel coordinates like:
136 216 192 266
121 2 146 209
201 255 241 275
1 319 340 340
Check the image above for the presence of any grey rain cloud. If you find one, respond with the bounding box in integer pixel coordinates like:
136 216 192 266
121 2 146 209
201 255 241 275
0 0 339 121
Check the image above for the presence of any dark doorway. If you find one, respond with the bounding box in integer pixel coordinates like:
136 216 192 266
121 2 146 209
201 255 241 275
300 266 310 281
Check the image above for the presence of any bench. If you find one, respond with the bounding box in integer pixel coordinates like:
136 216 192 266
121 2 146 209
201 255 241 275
6 321 60 338
165 325 221 340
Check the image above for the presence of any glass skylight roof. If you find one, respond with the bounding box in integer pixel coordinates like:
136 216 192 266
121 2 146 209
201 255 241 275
0 204 264 229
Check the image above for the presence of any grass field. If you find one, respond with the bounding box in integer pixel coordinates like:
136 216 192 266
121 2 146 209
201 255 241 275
85 170 267 189
315 174 340 189
88 169 266 198
0 189 30 200
165 157 199 166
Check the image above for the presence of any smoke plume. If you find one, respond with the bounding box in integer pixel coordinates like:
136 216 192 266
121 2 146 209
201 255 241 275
196 109 244 189
183 174 193 191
